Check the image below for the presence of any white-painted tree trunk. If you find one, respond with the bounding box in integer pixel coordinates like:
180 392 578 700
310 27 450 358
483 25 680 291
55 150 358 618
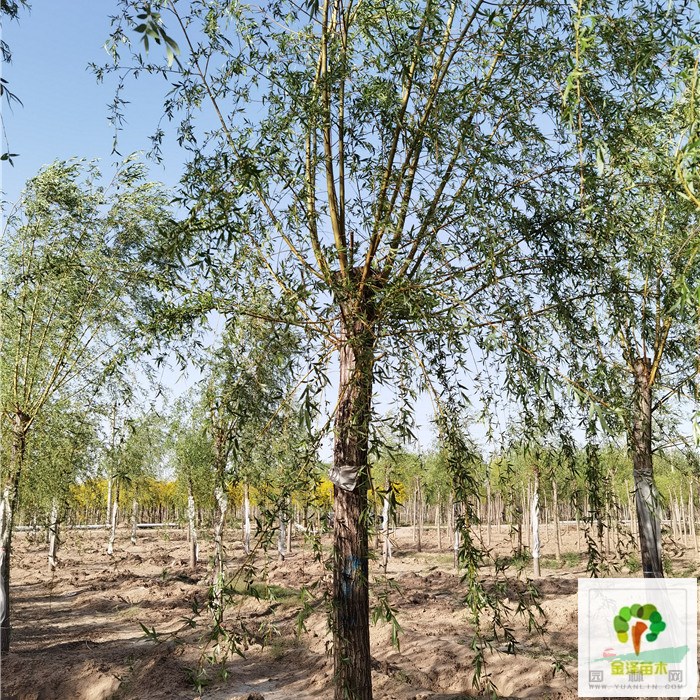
531 473 540 578
107 485 119 556
213 484 229 601
553 479 561 562
243 482 251 555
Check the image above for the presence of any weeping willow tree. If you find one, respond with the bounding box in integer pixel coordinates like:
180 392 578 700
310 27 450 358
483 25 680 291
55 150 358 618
102 0 589 696
199 304 300 614
550 0 700 578
0 159 174 652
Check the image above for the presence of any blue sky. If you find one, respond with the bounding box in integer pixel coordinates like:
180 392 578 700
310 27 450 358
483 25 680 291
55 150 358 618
1 1 182 204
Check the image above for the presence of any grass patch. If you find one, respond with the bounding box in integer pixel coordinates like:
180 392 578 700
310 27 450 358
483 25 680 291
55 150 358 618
229 579 300 604
540 557 562 570
560 551 584 567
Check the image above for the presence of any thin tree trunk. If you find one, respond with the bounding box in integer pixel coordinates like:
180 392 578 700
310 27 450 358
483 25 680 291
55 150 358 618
381 489 391 572
690 481 698 556
553 479 561 562
0 482 14 655
278 512 287 561
436 504 442 551
496 494 502 534
105 475 113 529
453 501 461 568
330 295 374 700
187 479 198 569
532 469 540 578
214 484 229 595
631 357 663 578
670 493 678 540
415 478 422 553
576 509 581 553
486 480 492 547
130 498 138 546
107 483 119 556
680 491 688 546
448 494 454 546
48 498 59 572
243 482 251 555
627 482 636 536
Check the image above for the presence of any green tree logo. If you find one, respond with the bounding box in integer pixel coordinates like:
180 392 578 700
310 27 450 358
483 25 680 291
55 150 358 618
614 604 666 655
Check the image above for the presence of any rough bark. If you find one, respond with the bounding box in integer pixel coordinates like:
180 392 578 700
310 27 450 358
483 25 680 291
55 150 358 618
2 415 29 653
631 357 664 578
331 294 375 700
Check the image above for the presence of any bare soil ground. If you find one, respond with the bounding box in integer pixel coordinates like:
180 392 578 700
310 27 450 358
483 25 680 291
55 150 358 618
2 523 698 700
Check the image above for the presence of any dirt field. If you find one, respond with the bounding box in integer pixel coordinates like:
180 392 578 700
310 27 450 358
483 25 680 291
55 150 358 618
2 523 697 700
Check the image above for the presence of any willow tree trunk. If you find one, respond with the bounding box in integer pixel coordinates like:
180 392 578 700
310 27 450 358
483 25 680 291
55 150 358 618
286 504 293 554
381 488 391 572
243 482 251 555
213 484 229 602
130 498 138 546
187 479 198 569
107 482 119 556
631 357 663 578
414 478 422 553
2 416 29 653
531 469 541 578
48 498 59 571
486 480 492 547
690 482 698 556
330 297 375 700
278 511 287 562
552 479 561 562
105 475 113 528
